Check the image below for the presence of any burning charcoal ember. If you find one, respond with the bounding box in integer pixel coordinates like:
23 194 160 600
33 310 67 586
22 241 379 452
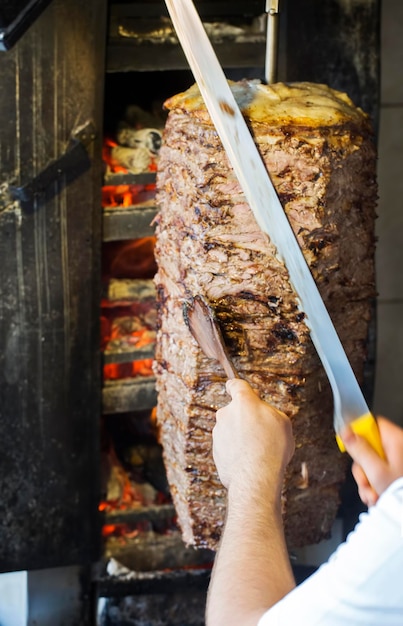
101 276 157 381
105 319 156 353
101 445 164 513
102 183 156 208
123 443 170 496
142 308 157 329
100 411 170 523
129 482 158 507
101 446 146 509
102 103 163 182
105 105 163 175
110 145 156 175
103 359 154 381
116 127 162 155
112 316 151 335
106 278 156 302
153 80 377 550
102 238 158 280
103 136 158 178
104 504 177 531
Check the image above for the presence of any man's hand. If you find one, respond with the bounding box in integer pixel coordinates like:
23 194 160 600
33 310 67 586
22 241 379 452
206 379 296 626
340 417 403 507
213 379 295 499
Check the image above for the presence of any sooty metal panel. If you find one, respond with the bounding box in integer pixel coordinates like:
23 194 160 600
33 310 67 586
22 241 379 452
0 0 107 572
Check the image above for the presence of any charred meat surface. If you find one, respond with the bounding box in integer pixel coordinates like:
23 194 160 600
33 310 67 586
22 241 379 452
153 80 377 550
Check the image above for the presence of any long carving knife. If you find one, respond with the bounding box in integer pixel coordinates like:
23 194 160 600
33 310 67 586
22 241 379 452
164 0 383 457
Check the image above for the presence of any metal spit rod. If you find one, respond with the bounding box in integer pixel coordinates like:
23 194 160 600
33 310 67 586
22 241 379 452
265 0 280 84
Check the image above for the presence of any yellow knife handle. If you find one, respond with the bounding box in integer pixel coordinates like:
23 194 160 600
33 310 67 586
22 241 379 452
336 412 385 459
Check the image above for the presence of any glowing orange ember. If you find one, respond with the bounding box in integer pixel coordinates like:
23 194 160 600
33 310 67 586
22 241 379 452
103 137 157 174
103 358 154 380
102 183 156 208
100 465 143 513
102 137 157 207
102 317 155 380
101 524 143 540
103 138 127 173
103 238 157 280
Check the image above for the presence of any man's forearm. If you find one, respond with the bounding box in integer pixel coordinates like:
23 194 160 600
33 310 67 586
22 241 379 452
206 489 296 626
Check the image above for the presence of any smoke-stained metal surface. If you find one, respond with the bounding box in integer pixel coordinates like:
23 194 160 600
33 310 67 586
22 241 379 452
107 0 268 72
284 0 380 131
0 0 107 572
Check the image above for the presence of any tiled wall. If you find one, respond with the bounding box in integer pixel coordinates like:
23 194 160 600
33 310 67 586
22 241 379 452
373 0 403 426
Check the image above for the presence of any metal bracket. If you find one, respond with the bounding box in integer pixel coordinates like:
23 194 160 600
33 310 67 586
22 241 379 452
0 0 55 52
9 120 96 213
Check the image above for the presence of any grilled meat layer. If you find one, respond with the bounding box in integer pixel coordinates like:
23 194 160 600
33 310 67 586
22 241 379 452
153 80 377 549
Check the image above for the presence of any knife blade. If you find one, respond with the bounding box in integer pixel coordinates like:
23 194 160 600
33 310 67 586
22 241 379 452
164 0 383 458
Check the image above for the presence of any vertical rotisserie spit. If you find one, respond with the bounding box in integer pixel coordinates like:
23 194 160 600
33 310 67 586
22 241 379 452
153 80 377 550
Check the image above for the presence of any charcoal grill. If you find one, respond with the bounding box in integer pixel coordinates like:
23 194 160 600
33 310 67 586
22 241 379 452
0 0 380 623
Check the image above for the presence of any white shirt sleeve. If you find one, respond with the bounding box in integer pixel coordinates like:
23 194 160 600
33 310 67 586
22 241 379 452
258 477 403 626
